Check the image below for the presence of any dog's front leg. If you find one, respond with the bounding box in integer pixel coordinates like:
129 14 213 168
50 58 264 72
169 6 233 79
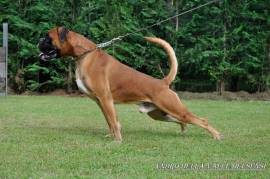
96 101 113 137
97 95 122 142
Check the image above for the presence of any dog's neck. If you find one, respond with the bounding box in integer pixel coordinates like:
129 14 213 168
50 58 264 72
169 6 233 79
68 32 97 58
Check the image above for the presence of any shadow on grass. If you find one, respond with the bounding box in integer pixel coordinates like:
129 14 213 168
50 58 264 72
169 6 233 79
17 124 208 141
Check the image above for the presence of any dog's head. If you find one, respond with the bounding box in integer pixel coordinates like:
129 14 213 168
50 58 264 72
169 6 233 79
38 27 72 61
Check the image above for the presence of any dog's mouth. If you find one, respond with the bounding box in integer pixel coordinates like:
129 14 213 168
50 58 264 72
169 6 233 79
39 49 58 61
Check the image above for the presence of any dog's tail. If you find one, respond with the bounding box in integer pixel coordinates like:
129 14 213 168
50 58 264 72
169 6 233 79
144 37 178 85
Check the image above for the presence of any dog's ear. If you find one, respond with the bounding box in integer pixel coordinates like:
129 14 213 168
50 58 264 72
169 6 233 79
59 27 69 43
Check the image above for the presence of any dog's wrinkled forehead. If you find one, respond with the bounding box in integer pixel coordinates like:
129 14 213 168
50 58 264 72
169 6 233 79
46 27 69 47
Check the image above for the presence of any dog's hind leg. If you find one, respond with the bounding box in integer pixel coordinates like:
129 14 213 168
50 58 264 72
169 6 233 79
148 110 187 132
152 89 221 139
151 109 187 132
139 102 187 131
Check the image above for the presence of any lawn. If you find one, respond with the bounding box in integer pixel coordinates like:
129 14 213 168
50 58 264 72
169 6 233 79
0 96 269 178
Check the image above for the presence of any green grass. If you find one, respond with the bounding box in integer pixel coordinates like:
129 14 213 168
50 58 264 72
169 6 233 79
0 96 269 178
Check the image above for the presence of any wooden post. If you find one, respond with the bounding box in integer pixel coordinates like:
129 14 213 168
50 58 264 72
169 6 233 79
0 48 5 96
2 23 8 96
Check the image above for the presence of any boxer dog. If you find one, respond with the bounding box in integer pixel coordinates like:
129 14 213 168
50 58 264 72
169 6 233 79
38 27 221 142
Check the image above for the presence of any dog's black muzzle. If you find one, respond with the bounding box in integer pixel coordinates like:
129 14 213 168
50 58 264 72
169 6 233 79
38 35 60 61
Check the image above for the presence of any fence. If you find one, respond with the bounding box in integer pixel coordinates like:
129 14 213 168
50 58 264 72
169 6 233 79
0 23 8 96
0 47 6 95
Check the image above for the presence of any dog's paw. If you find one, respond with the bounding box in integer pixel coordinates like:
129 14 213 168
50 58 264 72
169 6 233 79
213 132 222 140
114 139 122 144
180 123 187 132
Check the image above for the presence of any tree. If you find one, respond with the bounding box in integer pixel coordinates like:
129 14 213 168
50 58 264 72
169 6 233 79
0 0 269 93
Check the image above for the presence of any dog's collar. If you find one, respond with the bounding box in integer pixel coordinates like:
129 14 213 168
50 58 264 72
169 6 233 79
76 47 98 61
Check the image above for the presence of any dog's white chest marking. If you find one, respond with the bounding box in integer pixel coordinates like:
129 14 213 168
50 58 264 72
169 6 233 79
75 68 90 95
76 78 90 95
